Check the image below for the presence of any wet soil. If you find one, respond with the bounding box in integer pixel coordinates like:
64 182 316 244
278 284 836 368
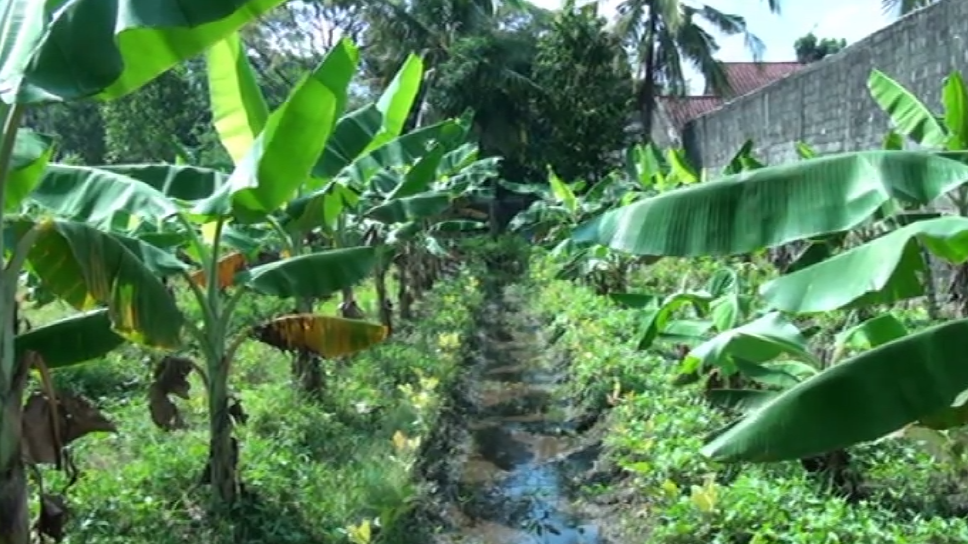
434 291 602 544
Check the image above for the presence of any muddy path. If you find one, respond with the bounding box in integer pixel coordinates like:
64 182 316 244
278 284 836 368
431 287 603 544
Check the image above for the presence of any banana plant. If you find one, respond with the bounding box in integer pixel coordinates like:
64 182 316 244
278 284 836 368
201 33 425 393
0 2 291 541
607 140 755 209
504 145 679 246
283 112 490 324
625 142 706 194
702 312 906 417
609 266 814 399
571 141 968 464
509 154 701 294
22 39 398 508
866 69 968 316
159 38 392 503
358 139 497 322
611 267 755 356
285 115 475 320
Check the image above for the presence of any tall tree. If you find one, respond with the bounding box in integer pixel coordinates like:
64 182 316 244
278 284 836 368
100 65 210 164
794 33 846 64
24 102 106 164
615 0 771 142
429 26 540 169
241 1 370 107
530 0 633 183
358 0 544 128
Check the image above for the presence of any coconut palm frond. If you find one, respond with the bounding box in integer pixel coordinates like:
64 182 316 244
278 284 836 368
880 0 937 17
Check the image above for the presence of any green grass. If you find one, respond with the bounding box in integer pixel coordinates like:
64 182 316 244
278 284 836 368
528 254 968 544
25 270 483 544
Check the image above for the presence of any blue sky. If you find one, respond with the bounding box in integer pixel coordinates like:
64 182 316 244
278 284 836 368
531 0 894 91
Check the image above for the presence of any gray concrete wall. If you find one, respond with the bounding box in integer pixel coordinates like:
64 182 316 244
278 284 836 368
683 0 968 170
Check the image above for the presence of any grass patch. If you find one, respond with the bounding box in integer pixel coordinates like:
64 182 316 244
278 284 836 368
28 269 483 544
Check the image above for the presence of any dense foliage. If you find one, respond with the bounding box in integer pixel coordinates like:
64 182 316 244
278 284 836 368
0 1 959 543
794 33 846 64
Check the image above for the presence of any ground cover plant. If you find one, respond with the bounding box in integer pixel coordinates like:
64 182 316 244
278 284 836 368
31 271 482 544
495 68 968 542
528 254 968 543
5 2 968 544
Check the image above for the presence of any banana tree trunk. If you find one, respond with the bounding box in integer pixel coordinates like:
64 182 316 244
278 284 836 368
0 460 28 544
637 11 659 143
407 67 437 132
292 350 322 393
292 298 322 393
374 260 393 334
339 287 364 319
919 244 940 320
0 351 31 544
206 360 237 506
416 251 435 295
425 256 439 290
396 247 413 320
488 180 500 238
409 252 425 301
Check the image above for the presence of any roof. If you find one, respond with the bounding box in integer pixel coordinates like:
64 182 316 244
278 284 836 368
705 62 804 96
657 62 805 132
659 96 724 133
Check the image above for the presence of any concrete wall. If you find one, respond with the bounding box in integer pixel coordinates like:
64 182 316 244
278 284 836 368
682 0 968 170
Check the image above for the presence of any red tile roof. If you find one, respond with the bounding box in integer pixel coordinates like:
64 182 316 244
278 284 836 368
660 96 724 132
658 62 805 131
705 62 803 96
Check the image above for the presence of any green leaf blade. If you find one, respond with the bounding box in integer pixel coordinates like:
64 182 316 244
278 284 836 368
16 309 125 368
702 319 968 462
29 164 179 228
6 0 288 103
761 216 968 314
206 31 270 164
868 69 947 148
574 151 968 257
26 219 184 348
7 128 53 210
241 246 376 299
228 39 359 219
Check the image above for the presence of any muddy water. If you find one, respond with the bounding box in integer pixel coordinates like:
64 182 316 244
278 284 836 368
444 300 599 544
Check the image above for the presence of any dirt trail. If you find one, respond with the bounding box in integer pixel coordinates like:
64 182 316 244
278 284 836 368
435 288 601 544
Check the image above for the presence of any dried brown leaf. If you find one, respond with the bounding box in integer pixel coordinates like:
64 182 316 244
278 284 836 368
147 356 195 431
152 356 193 399
148 385 187 431
228 397 248 426
36 493 69 542
338 300 365 319
21 393 115 466
59 394 116 442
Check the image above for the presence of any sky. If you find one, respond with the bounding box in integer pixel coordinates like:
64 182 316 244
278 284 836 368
531 0 895 92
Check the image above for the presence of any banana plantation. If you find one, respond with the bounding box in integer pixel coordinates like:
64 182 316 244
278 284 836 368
4 1 968 544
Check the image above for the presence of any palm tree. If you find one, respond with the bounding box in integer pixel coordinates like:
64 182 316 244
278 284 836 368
615 0 775 142
358 0 547 128
762 0 781 13
880 0 938 17
358 0 545 85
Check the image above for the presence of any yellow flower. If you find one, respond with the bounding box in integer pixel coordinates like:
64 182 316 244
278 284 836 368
437 332 460 351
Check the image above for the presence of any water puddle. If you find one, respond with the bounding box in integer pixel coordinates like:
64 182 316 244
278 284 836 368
443 299 600 544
